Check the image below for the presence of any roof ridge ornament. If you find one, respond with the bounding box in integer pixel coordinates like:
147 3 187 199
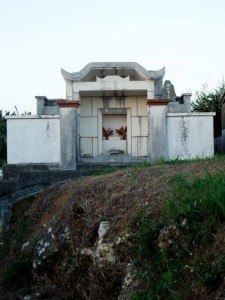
61 62 165 82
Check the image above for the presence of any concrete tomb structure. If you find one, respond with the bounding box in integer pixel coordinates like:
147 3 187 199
6 62 215 170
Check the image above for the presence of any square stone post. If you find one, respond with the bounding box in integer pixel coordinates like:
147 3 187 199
181 93 192 113
35 96 48 115
57 100 79 170
147 99 169 162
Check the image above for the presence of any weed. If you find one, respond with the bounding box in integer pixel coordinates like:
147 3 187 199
92 162 152 177
89 155 225 178
1 257 33 290
133 171 225 298
166 172 225 243
130 165 139 186
134 212 163 259
0 219 31 261
93 166 124 176
158 154 225 166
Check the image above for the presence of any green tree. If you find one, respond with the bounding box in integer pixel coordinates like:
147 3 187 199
191 81 225 137
0 110 7 165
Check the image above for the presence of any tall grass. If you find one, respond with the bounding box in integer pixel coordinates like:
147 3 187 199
133 172 225 299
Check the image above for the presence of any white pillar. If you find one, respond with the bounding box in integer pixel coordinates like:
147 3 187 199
148 99 169 161
57 101 79 170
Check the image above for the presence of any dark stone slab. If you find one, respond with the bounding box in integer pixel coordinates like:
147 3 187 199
17 170 96 189
2 164 59 179
1 210 10 228
77 163 111 170
0 179 19 197
161 80 176 102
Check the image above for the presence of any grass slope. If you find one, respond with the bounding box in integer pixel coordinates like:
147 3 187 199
1 157 225 299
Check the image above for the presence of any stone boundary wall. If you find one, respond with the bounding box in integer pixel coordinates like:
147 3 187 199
167 112 215 160
6 115 61 164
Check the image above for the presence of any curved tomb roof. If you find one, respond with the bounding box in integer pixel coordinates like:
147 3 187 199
61 62 165 82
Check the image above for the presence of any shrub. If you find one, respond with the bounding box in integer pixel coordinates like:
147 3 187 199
191 82 225 137
1 257 33 290
0 110 6 166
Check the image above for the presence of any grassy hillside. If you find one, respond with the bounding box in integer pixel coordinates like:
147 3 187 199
1 158 225 299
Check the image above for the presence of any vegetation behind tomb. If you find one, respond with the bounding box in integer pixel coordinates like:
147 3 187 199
2 158 225 298
0 110 31 167
191 81 225 137
0 111 7 166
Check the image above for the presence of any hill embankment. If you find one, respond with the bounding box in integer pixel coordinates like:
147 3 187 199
1 159 225 299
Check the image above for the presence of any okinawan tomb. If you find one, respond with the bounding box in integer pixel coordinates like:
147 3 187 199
6 62 215 169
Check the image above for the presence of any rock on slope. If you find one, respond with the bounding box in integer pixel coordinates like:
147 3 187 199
1 160 225 299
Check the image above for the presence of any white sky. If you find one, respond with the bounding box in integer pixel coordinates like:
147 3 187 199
1 0 225 114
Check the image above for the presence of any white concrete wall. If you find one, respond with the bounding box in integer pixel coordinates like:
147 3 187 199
128 96 148 156
65 79 73 100
102 137 126 155
72 76 154 100
167 113 215 160
79 95 148 157
6 116 61 164
79 96 98 157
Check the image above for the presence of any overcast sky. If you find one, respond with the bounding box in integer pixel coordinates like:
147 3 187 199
1 0 225 113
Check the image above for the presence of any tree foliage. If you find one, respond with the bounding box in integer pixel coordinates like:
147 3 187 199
191 81 225 137
0 111 7 165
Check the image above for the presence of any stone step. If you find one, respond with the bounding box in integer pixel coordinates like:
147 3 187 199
77 163 112 170
2 164 60 179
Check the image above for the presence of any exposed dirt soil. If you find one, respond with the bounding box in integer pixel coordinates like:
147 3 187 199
2 160 225 299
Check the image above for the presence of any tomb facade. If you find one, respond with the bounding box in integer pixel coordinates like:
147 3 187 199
6 62 215 169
